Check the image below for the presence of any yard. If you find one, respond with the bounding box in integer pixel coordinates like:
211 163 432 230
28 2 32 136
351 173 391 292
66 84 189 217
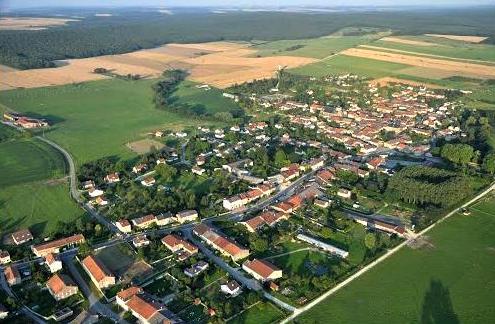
295 197 495 323
95 243 135 277
227 301 285 324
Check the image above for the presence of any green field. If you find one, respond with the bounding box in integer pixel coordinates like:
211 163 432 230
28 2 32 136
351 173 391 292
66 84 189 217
0 78 225 165
295 196 495 324
291 54 410 78
0 138 66 187
228 301 284 324
0 181 84 237
253 35 383 59
95 243 135 276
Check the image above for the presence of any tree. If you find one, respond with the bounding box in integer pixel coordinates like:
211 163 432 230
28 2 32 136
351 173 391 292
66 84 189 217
364 233 377 250
440 143 474 166
482 153 495 174
274 149 290 168
156 164 177 182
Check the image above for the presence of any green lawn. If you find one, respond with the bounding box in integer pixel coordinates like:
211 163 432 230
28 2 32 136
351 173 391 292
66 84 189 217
295 199 495 323
95 243 135 276
291 54 410 78
0 137 66 187
228 301 284 324
0 123 18 142
0 78 222 165
0 181 84 237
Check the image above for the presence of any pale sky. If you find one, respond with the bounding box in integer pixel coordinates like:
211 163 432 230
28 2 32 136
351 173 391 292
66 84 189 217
3 0 495 9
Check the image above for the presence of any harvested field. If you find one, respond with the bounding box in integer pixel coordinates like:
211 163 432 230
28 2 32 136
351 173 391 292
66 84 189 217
0 17 78 30
126 139 165 154
0 41 316 90
380 37 435 47
341 48 495 79
0 65 17 73
425 34 488 43
397 67 458 80
370 77 444 89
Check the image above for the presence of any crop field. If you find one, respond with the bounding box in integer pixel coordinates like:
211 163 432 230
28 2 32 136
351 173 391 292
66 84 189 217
0 41 316 90
0 17 79 30
0 78 219 164
0 181 84 237
228 301 284 324
295 196 495 324
0 138 66 187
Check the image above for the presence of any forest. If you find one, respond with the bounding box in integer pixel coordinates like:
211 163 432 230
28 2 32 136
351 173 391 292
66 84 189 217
1 7 495 69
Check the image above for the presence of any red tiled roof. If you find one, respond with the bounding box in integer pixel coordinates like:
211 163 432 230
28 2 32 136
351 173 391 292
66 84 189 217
243 259 280 279
4 265 20 282
32 234 85 254
126 295 160 320
82 255 113 282
47 274 75 295
117 286 143 301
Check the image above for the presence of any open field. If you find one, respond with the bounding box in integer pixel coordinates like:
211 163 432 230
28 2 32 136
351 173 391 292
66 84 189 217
0 137 66 187
370 77 445 89
0 17 79 30
340 47 495 79
0 41 316 90
380 36 435 47
0 78 223 164
295 196 495 323
425 34 488 43
95 243 135 276
0 180 85 237
228 301 284 324
126 139 165 155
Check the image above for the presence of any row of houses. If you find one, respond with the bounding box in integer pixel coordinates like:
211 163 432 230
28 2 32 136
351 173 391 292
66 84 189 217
116 210 199 233
193 224 250 261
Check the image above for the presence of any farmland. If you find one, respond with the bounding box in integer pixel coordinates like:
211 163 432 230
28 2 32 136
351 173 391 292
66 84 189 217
0 78 227 164
295 196 495 324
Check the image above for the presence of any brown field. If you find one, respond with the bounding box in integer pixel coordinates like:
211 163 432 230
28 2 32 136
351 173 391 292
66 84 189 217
0 41 316 90
126 139 165 154
397 67 458 80
380 36 435 47
341 48 495 79
0 17 79 30
424 34 488 43
370 77 444 89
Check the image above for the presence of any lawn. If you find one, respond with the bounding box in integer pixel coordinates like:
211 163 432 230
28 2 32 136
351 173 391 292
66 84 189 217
295 200 495 323
291 54 410 78
0 78 223 165
95 243 135 276
0 137 66 187
270 250 340 277
0 123 18 142
228 301 284 324
0 180 85 237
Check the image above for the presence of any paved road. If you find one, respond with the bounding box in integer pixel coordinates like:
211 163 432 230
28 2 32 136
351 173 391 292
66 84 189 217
280 182 495 323
64 256 127 324
37 136 121 234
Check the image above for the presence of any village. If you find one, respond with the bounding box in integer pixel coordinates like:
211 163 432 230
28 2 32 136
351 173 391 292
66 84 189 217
0 76 472 323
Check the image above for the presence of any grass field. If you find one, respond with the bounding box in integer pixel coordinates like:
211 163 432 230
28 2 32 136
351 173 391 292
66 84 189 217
0 137 66 187
291 54 410 78
228 301 284 324
295 196 495 324
95 243 135 276
253 35 381 59
0 78 223 165
0 180 84 237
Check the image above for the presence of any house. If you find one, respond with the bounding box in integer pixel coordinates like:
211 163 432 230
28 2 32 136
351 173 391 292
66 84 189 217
0 304 8 320
116 219 132 233
116 286 143 309
184 261 209 277
4 265 21 286
193 224 250 261
132 214 157 229
314 199 330 208
176 210 198 223
46 274 79 301
0 251 11 264
242 211 288 232
82 180 95 189
133 164 147 174
192 166 206 176
88 188 104 198
141 177 156 187
104 172 120 183
156 158 166 165
316 169 335 186
242 259 282 282
32 234 85 257
117 287 173 324
156 213 175 226
45 253 63 273
220 280 241 296
95 196 109 206
162 234 198 260
81 255 115 289
133 235 150 248
297 234 348 258
337 188 352 199
11 228 33 245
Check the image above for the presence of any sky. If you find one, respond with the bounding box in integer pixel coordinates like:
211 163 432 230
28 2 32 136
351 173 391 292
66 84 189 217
2 0 495 10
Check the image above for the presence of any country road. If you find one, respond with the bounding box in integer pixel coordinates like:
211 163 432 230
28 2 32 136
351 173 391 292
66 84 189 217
280 181 495 323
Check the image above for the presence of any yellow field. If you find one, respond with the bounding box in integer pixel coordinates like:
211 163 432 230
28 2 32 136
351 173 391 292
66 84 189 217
380 37 435 47
424 34 488 43
0 17 79 30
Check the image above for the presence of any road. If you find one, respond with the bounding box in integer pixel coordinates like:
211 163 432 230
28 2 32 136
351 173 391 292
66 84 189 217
64 256 128 324
280 181 495 323
37 136 121 234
